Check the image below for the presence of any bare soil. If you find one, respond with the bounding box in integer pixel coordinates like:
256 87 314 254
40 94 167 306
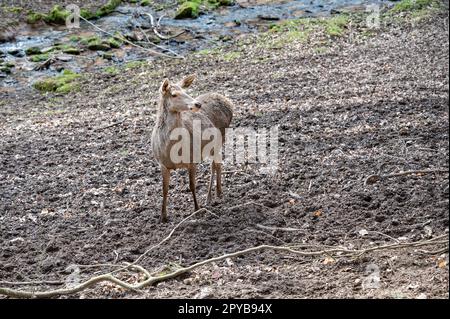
0 8 449 298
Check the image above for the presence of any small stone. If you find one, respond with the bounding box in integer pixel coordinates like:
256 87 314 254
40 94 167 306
56 54 73 62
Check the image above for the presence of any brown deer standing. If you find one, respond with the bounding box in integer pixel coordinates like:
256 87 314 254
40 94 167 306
151 74 233 222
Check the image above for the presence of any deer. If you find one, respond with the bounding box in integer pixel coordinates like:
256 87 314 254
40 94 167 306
151 74 233 222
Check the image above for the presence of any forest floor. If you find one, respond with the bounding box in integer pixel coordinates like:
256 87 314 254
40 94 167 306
0 2 449 298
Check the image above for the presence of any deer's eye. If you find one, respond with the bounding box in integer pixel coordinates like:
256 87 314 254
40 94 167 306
171 93 179 97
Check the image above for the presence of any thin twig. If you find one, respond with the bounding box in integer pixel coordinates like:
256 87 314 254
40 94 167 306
365 169 449 185
256 224 302 232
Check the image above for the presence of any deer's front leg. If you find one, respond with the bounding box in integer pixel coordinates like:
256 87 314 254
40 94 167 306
161 166 170 222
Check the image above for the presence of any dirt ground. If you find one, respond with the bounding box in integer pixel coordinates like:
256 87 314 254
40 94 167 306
0 6 449 298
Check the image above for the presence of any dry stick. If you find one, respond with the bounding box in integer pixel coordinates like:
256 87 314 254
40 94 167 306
78 15 183 59
144 13 186 40
256 224 302 232
0 235 447 298
136 27 181 57
365 169 449 185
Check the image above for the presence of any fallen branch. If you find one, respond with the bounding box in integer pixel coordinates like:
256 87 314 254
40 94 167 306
0 234 447 298
144 13 186 40
365 169 449 185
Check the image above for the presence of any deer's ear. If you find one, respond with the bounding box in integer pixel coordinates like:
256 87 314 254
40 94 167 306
160 78 170 94
179 74 196 88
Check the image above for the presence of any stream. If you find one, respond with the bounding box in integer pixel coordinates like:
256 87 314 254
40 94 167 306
0 0 394 91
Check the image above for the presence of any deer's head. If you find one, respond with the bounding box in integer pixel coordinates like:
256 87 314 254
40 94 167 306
160 74 202 113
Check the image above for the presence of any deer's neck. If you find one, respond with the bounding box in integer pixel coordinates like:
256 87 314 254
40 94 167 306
156 97 182 131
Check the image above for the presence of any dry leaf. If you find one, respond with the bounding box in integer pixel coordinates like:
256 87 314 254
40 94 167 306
323 257 335 265
313 210 322 217
438 259 447 269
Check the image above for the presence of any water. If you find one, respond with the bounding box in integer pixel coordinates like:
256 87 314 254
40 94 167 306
0 0 394 89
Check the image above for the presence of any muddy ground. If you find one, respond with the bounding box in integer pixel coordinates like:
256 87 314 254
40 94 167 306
0 6 449 298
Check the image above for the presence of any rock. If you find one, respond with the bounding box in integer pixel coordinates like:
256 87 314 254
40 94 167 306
219 0 235 5
0 66 11 74
8 48 24 57
41 47 55 54
25 46 42 56
175 2 200 19
62 47 80 55
56 54 73 62
87 40 110 51
258 15 280 21
102 52 114 60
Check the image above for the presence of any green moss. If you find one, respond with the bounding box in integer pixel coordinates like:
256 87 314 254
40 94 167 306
30 54 50 62
96 0 122 17
104 66 119 75
27 12 46 24
62 45 80 55
222 51 241 61
102 52 114 60
44 5 70 24
2 6 24 14
175 1 201 19
0 66 12 74
124 60 146 69
70 35 81 42
140 0 152 6
325 15 349 37
107 37 122 48
25 47 42 56
33 70 82 94
80 35 100 45
80 8 97 20
391 0 436 12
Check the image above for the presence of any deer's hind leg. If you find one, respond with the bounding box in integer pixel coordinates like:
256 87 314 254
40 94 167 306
214 162 223 198
206 162 215 206
188 165 200 211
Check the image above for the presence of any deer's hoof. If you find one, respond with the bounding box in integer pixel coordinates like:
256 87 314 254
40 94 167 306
160 215 168 223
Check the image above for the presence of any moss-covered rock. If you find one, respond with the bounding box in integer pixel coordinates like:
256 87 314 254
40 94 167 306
175 1 201 19
44 5 70 24
25 47 42 56
88 40 111 51
33 70 81 94
62 46 81 55
107 37 122 48
0 66 12 74
140 0 152 6
96 0 122 17
27 12 46 24
30 53 50 62
102 52 114 60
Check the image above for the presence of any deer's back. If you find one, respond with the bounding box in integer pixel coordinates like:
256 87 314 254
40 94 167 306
197 93 233 130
